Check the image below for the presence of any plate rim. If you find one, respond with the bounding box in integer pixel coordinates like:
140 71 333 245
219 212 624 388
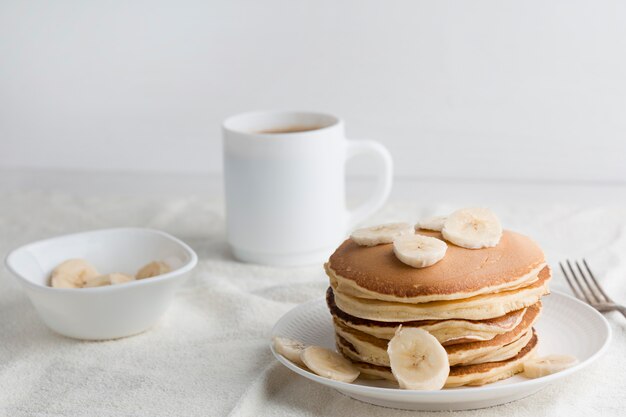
270 290 612 398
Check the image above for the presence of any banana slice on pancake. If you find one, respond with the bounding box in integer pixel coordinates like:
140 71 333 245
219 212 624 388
300 346 360 382
273 336 307 366
350 223 413 247
416 215 447 232
393 234 447 268
523 354 578 378
387 327 450 390
442 207 502 249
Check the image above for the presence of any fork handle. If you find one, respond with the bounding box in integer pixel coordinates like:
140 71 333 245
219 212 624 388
618 305 626 319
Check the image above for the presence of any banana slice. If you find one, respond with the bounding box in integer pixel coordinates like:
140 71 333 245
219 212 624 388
136 261 171 279
416 215 447 232
393 234 447 268
442 207 502 249
387 327 450 390
83 274 112 288
84 273 135 288
523 354 579 378
50 259 99 288
273 336 306 366
300 346 360 382
110 273 135 285
350 223 413 247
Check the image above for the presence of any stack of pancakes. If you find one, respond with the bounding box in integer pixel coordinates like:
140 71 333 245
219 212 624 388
325 229 550 387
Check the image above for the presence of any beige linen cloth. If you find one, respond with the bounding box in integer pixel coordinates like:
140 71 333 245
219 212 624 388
1 192 625 416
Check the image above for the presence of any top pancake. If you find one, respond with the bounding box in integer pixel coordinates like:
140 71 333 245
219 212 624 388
327 229 545 301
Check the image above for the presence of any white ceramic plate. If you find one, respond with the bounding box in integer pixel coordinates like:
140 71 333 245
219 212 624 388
270 291 611 411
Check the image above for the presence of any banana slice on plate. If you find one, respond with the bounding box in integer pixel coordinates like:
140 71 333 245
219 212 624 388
273 336 307 367
393 234 447 268
442 207 502 249
523 354 579 378
300 346 360 383
350 223 413 247
416 215 447 232
50 259 99 288
388 327 450 390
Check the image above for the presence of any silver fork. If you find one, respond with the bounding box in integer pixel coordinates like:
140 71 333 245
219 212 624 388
559 259 626 318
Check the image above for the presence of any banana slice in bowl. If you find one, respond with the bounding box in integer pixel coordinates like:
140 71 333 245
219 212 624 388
50 259 99 289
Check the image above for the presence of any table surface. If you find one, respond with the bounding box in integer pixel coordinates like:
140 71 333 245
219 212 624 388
1 170 625 417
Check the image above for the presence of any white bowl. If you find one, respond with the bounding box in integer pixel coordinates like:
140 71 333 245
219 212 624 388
5 228 198 340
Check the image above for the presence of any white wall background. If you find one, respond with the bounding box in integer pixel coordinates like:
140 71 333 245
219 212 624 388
1 0 626 182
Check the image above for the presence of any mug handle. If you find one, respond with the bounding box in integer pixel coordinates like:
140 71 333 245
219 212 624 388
345 140 393 229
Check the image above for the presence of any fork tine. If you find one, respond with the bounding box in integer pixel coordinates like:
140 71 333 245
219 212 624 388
566 259 594 304
575 261 601 303
582 259 613 303
560 261 584 301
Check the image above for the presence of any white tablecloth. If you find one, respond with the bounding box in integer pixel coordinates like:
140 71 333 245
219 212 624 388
1 192 625 416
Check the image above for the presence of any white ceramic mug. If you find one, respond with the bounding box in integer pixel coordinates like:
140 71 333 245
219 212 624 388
222 110 393 266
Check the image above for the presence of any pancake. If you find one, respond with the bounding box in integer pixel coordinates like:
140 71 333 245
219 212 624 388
341 330 539 387
327 230 545 303
326 286 528 345
332 266 551 322
333 302 540 367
